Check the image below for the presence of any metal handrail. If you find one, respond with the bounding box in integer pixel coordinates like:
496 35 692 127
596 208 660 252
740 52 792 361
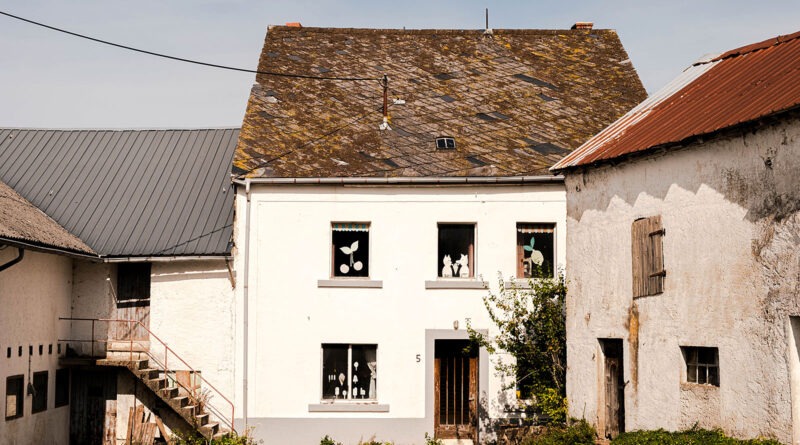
59 317 236 434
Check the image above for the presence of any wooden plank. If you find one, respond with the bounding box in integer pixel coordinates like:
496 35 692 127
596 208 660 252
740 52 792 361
631 218 645 298
125 407 135 445
469 356 478 442
154 414 171 445
103 400 117 445
434 358 440 438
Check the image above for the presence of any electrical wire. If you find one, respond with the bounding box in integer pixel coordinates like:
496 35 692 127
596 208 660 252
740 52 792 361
0 10 380 82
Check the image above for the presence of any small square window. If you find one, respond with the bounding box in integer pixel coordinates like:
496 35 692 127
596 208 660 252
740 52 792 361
32 371 48 413
117 263 151 300
6 375 23 420
332 223 370 277
435 137 456 150
516 223 555 278
438 224 474 278
322 344 377 400
682 346 719 386
55 369 69 408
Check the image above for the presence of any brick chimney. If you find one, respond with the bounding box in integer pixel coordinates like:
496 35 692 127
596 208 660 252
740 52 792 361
571 22 594 30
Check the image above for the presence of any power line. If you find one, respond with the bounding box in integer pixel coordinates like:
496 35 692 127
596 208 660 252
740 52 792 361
0 10 380 82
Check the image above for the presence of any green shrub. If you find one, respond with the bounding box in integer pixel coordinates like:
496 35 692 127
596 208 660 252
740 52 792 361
520 419 595 445
172 429 261 444
320 436 341 445
612 427 782 445
424 432 443 445
535 387 567 425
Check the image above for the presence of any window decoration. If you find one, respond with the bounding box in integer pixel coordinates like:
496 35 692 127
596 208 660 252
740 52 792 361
5 375 23 420
631 216 665 297
438 224 474 278
322 344 377 400
682 346 719 386
332 223 370 277
516 223 555 278
31 371 48 413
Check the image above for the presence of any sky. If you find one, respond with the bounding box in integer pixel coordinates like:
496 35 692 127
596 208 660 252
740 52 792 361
2 0 800 128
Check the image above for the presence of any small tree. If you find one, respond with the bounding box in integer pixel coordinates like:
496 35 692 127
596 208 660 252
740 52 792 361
468 272 567 422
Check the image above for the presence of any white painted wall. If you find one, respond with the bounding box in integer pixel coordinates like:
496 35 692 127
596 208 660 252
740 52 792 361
0 248 72 444
564 116 800 443
234 183 566 443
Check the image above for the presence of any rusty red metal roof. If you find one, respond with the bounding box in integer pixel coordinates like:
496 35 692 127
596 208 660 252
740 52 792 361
552 30 800 171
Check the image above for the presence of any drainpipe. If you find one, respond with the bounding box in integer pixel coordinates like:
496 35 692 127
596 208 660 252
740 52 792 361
0 247 24 272
242 178 252 429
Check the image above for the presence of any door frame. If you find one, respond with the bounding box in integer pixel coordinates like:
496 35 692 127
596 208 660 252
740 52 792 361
598 338 625 439
434 339 478 442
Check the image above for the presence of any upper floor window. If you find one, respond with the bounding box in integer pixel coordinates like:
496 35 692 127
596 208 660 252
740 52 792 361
438 224 474 278
631 216 665 298
332 223 370 277
117 263 151 300
322 344 377 400
516 223 555 278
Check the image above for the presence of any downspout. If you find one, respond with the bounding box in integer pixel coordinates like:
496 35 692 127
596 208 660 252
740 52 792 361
0 247 24 272
242 178 252 428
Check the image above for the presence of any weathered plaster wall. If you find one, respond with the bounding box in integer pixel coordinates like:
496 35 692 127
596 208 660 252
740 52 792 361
70 261 116 356
565 116 800 443
149 260 236 404
0 248 72 444
234 184 566 444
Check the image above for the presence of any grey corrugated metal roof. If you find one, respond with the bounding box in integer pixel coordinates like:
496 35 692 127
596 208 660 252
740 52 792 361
0 128 239 257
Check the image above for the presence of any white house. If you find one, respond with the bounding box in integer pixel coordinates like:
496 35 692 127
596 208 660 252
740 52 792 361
0 128 239 442
232 24 645 444
552 30 800 443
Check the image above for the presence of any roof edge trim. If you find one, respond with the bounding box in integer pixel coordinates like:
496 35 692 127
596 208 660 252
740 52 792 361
102 255 233 263
0 237 100 261
234 175 563 186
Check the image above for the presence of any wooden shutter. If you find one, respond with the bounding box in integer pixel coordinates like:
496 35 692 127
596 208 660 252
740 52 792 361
631 216 665 297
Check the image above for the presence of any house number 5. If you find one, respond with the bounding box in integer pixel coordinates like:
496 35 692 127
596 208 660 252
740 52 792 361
416 354 421 363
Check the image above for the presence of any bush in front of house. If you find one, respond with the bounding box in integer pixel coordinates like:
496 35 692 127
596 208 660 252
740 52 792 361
611 427 782 445
319 436 396 445
519 419 596 445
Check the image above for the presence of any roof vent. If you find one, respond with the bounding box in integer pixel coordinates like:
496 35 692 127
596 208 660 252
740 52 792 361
571 22 593 30
435 137 456 150
285 22 302 27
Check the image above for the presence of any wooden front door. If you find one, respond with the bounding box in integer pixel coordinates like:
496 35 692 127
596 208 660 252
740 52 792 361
112 263 151 342
600 339 625 439
434 340 478 442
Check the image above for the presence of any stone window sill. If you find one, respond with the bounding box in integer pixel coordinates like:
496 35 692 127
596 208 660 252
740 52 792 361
308 402 390 412
425 279 488 289
317 279 383 288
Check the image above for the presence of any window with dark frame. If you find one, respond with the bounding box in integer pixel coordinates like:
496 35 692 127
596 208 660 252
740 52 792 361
332 223 370 277
516 223 555 279
631 216 665 298
31 371 47 413
55 369 69 408
117 263 151 300
322 344 377 400
438 224 475 278
5 375 23 420
435 137 456 150
682 346 719 386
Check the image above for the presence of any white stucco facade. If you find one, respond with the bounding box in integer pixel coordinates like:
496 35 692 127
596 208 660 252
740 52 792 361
234 182 566 444
564 116 800 443
0 248 72 445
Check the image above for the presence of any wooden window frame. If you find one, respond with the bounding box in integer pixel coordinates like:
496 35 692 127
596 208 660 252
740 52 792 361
682 346 719 386
31 371 48 414
321 344 378 401
631 216 665 298
515 223 556 279
437 223 476 278
5 375 23 420
331 223 371 278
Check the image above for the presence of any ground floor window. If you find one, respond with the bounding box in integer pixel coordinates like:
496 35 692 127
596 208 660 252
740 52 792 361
322 344 377 400
55 369 69 408
32 371 48 413
682 346 719 386
5 375 23 420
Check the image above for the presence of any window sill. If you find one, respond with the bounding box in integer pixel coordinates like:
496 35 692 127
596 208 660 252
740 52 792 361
425 279 488 290
317 279 383 289
308 402 390 412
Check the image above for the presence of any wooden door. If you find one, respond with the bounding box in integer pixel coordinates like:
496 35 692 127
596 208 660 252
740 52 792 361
434 340 478 442
600 339 625 439
70 370 117 445
112 263 151 342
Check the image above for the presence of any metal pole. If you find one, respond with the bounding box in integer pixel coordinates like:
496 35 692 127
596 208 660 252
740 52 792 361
129 320 133 362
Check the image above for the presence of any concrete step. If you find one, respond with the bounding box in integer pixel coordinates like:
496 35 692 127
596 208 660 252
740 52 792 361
137 368 160 380
194 413 209 426
203 423 221 438
162 386 179 399
107 341 150 352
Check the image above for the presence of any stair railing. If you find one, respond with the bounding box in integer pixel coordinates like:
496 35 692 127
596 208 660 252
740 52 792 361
59 317 236 434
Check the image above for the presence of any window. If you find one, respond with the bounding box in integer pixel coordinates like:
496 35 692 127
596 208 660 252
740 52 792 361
438 224 474 278
435 137 456 150
322 344 377 400
5 375 23 420
55 369 69 408
332 223 370 277
516 223 555 278
682 347 719 386
31 371 48 413
631 216 665 297
117 263 151 300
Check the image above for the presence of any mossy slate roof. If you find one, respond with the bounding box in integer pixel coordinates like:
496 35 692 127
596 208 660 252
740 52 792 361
235 26 647 178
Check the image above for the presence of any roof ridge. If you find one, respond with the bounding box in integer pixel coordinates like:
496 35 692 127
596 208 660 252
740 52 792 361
266 25 613 34
710 29 800 63
0 127 240 132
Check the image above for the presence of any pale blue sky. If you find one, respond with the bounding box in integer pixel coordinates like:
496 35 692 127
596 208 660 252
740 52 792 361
2 1 799 128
